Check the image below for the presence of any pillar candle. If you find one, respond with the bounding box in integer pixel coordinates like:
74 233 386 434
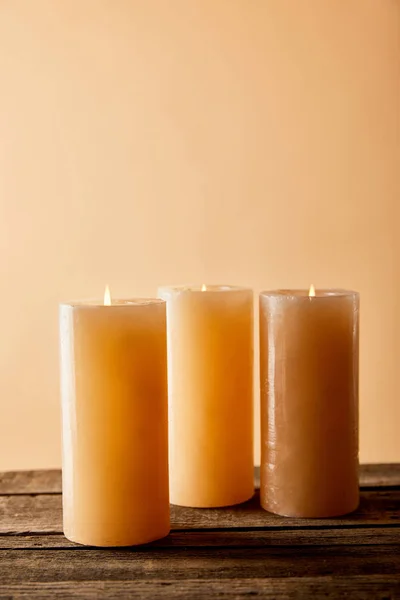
60 297 170 546
158 285 254 508
259 289 359 518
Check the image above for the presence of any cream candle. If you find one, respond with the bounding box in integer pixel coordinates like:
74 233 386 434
60 291 170 546
158 284 254 508
259 288 359 518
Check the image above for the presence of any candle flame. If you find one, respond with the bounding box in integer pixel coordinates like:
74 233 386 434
104 284 111 306
201 284 207 292
309 284 315 297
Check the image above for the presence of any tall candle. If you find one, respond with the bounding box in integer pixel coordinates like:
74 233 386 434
158 285 254 507
60 295 170 546
259 288 359 518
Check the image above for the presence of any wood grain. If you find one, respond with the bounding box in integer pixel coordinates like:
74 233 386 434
0 546 399 584
1 465 399 495
1 466 399 600
1 527 400 550
0 576 399 600
1 489 399 535
358 464 400 487
0 470 61 495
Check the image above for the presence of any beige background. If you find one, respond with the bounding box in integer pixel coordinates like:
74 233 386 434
0 0 399 470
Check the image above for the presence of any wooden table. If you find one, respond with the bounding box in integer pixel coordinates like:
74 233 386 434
0 465 399 599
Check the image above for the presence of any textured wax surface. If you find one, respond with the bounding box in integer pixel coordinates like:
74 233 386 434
259 291 359 518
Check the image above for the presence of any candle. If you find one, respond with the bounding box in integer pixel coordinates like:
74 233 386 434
158 284 254 507
259 288 359 518
60 289 170 546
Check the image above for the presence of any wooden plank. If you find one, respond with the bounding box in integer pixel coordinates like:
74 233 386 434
254 464 400 490
1 526 400 550
0 494 62 534
1 464 399 495
359 463 400 487
0 576 399 599
0 470 61 495
172 489 400 530
1 489 399 535
0 546 399 584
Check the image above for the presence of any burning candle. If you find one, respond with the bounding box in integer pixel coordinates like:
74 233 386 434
158 284 254 507
259 287 359 518
60 288 170 546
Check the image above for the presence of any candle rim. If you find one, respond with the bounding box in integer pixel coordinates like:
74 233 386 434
158 284 251 294
60 298 166 308
260 289 359 299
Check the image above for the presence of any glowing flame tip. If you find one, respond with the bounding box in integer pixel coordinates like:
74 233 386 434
201 284 207 292
104 285 111 306
309 284 315 297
